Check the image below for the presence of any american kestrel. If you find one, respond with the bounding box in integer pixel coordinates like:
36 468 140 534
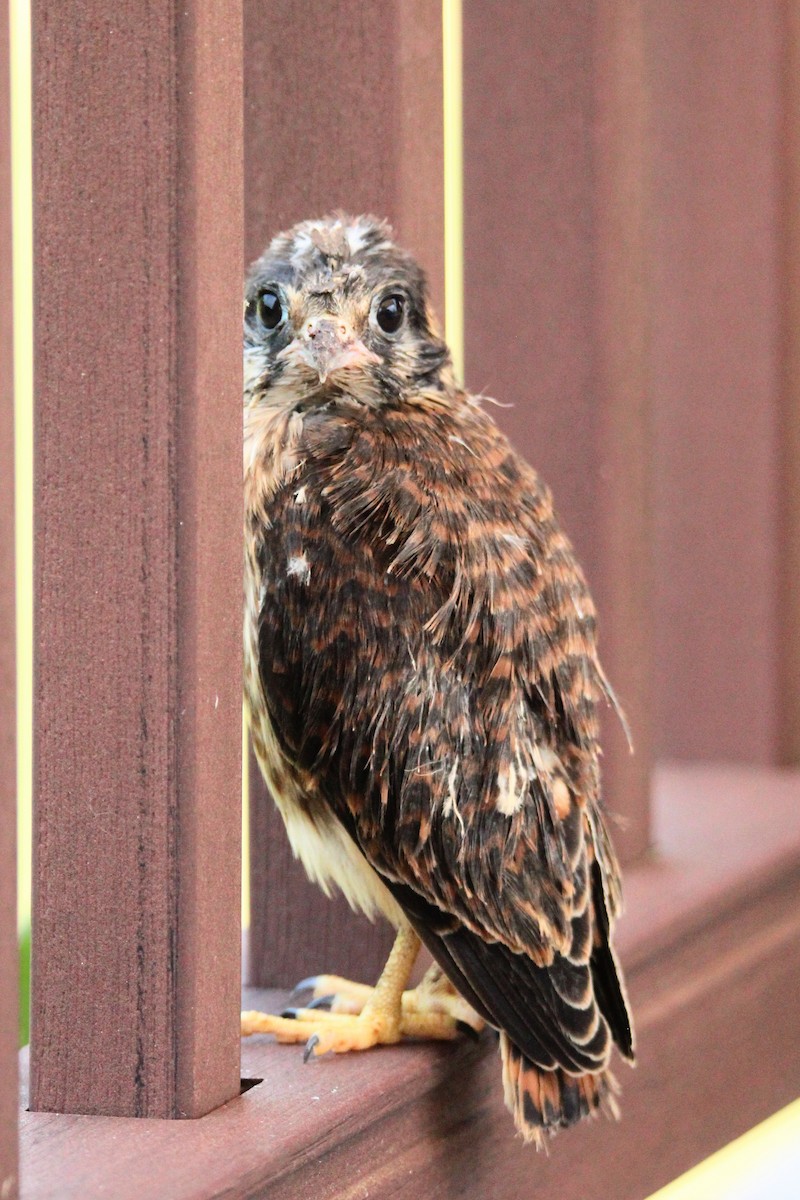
241 214 634 1145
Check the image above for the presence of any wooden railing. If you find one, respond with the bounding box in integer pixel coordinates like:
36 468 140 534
3 2 800 1198
2 4 18 1195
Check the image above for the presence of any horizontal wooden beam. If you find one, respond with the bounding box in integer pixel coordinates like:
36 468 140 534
29 0 243 1119
19 764 800 1197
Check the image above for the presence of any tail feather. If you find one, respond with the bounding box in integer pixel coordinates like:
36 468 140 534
500 1032 620 1148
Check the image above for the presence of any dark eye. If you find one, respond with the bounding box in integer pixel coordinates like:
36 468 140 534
376 293 405 334
257 289 284 330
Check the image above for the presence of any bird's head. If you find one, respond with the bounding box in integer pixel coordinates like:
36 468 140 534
244 214 452 409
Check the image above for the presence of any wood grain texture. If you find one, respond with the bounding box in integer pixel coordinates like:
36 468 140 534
243 0 444 316
462 1 651 863
244 0 444 988
30 0 243 1118
779 0 800 763
17 765 800 1199
647 1 782 763
0 0 19 1190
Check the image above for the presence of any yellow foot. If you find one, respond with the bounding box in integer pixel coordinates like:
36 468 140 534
241 997 474 1058
294 962 484 1035
241 1006 405 1058
241 929 484 1059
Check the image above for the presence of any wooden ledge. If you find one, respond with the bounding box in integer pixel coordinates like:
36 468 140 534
18 765 800 1199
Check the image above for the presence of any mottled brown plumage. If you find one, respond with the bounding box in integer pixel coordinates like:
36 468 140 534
242 214 634 1145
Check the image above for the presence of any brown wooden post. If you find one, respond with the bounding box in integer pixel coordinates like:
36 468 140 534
462 1 652 863
780 0 800 765
646 3 783 765
244 0 445 986
29 0 244 1118
1 0 19 1189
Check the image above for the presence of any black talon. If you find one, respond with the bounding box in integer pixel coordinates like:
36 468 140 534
290 975 321 1003
280 1007 301 1019
456 1020 482 1042
305 994 335 1011
303 1034 320 1063
293 975 319 992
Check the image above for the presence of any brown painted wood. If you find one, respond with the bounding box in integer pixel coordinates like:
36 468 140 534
244 0 444 987
779 0 800 764
243 0 444 316
18 765 800 1199
277 869 800 1200
462 1 651 863
29 0 243 1118
0 0 19 1191
619 763 800 968
647 2 783 764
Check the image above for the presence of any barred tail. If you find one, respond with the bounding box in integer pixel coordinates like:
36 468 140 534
500 1032 620 1148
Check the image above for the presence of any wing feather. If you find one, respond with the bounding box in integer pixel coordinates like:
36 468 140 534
254 398 635 1076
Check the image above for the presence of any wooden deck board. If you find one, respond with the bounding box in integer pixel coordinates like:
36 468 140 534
17 765 800 1199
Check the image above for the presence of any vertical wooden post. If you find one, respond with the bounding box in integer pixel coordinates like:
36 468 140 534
646 4 783 765
244 0 444 986
462 0 652 863
0 0 19 1189
29 0 243 1118
780 0 800 764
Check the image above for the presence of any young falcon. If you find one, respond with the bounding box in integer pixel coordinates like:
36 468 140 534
241 214 635 1145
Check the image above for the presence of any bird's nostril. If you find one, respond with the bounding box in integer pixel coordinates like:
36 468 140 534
306 319 349 343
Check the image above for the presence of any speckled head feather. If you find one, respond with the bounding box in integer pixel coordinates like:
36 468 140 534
244 214 451 410
243 214 634 1148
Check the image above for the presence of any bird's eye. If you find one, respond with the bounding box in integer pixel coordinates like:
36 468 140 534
257 289 284 330
376 293 405 334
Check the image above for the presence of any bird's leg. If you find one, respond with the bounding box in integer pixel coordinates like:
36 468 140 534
299 961 484 1034
404 963 485 1033
241 926 418 1055
241 928 478 1056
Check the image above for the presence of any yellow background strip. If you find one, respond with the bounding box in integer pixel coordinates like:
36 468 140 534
646 1098 800 1200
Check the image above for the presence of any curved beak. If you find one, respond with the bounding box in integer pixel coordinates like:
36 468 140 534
298 316 378 384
